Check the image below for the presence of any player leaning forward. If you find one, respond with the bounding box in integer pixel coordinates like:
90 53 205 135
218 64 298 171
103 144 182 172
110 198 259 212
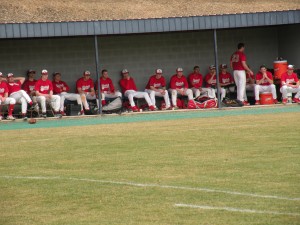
169 67 193 109
280 64 300 104
145 69 171 110
6 72 35 120
254 65 278 105
52 72 84 115
230 43 253 105
35 69 61 118
76 70 98 111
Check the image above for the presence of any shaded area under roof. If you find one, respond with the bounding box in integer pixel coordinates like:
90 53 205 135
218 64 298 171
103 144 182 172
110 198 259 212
0 10 299 39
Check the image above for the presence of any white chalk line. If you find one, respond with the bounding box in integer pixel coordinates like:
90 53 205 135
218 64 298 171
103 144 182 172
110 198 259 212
174 203 300 216
1 175 300 201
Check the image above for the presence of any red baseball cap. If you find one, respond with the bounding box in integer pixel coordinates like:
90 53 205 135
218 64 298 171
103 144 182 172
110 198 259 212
41 69 48 75
287 65 294 70
7 73 14 78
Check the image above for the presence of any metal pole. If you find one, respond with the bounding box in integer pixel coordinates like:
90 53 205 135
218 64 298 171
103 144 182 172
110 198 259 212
94 35 102 114
213 29 221 109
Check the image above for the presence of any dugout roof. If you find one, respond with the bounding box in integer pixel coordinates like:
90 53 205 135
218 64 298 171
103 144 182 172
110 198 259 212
0 10 300 39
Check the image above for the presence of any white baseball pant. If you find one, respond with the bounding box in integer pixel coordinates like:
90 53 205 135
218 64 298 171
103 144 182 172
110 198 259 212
214 88 226 101
85 93 99 108
124 90 152 107
233 70 246 102
145 89 171 108
0 97 16 105
10 90 32 114
280 85 300 99
192 87 216 99
36 95 60 113
169 88 193 107
59 92 83 112
101 91 122 100
255 84 277 100
244 84 255 101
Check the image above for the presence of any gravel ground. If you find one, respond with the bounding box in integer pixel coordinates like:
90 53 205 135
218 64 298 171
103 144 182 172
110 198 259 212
1 0 299 23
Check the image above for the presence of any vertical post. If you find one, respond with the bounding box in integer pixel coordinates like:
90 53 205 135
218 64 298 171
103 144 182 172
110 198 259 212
94 35 102 114
213 29 221 109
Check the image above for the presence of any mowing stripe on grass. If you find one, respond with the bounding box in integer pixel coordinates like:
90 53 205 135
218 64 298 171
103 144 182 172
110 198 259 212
174 203 300 216
1 175 299 201
0 105 300 131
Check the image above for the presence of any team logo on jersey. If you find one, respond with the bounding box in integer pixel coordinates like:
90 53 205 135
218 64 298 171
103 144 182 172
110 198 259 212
175 81 184 87
29 85 35 91
192 79 200 84
82 85 90 91
102 84 110 89
56 84 64 89
153 83 162 88
40 85 49 91
222 78 230 83
8 83 20 87
286 78 295 84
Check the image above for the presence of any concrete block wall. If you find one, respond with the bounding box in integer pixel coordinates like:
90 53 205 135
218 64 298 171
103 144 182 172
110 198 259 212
0 36 96 92
278 24 300 67
0 24 297 92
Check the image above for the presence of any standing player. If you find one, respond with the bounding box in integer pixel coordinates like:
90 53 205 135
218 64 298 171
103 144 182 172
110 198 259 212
230 43 253 105
145 69 171 110
76 70 97 111
97 69 122 106
219 64 235 101
0 72 16 120
119 69 155 112
169 68 193 109
6 73 34 120
254 65 278 105
243 70 255 105
189 65 215 99
35 69 61 118
280 64 300 104
52 72 84 115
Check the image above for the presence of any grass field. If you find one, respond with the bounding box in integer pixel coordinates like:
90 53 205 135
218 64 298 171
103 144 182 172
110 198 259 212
1 109 300 225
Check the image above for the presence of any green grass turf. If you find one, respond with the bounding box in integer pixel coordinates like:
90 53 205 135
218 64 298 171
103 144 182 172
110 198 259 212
0 110 300 224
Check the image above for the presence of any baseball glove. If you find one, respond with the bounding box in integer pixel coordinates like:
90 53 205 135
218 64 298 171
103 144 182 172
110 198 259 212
28 118 37 124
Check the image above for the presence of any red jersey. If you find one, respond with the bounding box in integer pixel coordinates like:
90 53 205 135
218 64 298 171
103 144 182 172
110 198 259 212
170 74 188 89
255 71 273 86
281 72 299 86
76 77 94 93
204 73 217 88
7 81 22 95
246 73 254 84
0 81 9 97
231 50 246 70
119 77 137 93
219 72 234 85
52 80 70 94
35 79 53 94
22 79 37 94
145 75 166 89
99 77 115 92
188 73 203 88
